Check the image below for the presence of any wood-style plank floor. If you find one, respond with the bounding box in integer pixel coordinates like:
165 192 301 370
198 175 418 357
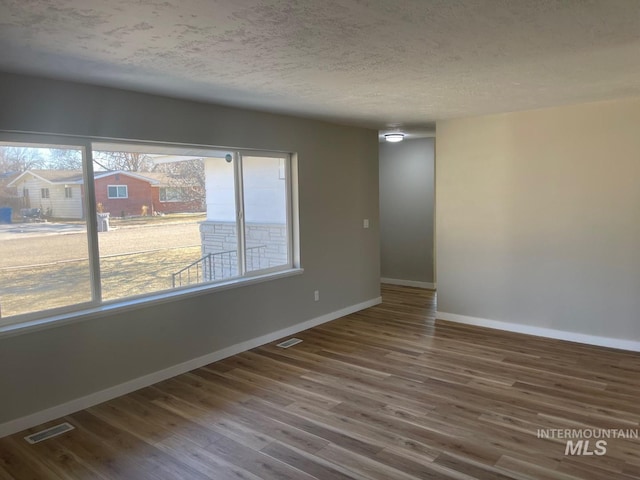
2 284 640 479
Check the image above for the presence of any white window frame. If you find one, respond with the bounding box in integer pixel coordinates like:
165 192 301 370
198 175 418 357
0 133 300 333
0 133 101 327
41 187 50 199
64 187 73 199
107 185 128 199
236 150 294 277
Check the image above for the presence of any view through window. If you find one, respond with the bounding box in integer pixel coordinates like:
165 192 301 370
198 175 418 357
0 142 92 317
0 138 293 322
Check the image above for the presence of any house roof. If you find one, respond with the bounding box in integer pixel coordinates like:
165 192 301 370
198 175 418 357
8 169 195 187
94 170 196 187
94 170 160 185
7 170 84 186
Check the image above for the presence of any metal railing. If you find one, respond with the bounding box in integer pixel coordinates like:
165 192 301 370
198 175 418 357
246 244 267 272
172 245 267 288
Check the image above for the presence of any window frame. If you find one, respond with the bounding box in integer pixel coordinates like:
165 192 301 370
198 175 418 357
0 133 101 325
107 185 128 199
64 186 73 199
0 132 300 332
237 150 294 276
41 187 50 199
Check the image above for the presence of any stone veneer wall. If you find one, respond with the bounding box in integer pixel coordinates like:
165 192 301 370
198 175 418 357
199 221 288 280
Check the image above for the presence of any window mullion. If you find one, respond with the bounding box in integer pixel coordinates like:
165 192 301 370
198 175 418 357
285 154 295 268
234 151 247 276
83 142 102 303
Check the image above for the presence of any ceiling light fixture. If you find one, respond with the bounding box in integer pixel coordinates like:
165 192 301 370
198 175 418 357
384 133 405 143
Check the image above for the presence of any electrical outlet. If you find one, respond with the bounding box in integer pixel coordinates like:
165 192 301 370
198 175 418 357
314 290 320 301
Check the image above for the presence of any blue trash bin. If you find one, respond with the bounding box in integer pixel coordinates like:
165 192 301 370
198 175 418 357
0 207 12 224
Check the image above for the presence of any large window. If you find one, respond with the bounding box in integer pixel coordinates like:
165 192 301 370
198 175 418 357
0 141 92 318
0 135 296 325
242 155 290 273
159 187 190 202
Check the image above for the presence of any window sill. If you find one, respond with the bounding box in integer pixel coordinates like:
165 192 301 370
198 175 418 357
0 268 304 339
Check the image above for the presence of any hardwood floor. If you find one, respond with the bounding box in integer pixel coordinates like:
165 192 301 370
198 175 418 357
2 284 640 479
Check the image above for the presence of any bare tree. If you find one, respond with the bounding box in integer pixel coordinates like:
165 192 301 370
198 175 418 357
93 151 154 172
0 146 45 173
153 158 206 208
47 148 83 170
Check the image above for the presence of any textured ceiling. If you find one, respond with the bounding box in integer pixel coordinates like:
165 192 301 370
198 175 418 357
1 0 640 132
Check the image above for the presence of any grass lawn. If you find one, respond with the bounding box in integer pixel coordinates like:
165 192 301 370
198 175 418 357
0 245 203 318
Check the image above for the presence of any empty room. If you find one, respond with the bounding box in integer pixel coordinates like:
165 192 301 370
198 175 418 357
1 1 639 479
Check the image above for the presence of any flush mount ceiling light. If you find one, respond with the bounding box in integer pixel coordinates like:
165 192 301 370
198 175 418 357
384 133 405 143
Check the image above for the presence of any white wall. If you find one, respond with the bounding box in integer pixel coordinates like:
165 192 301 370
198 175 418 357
242 156 287 224
205 156 286 224
436 97 640 346
205 158 235 222
379 138 435 286
0 72 380 429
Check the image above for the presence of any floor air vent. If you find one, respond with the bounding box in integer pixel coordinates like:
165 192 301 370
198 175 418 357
276 338 303 348
24 422 75 444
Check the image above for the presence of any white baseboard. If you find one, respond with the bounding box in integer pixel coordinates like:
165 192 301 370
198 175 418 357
436 311 640 352
0 297 382 439
381 277 436 290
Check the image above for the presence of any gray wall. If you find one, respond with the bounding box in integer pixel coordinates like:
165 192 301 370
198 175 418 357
379 138 435 284
436 96 640 341
0 73 380 424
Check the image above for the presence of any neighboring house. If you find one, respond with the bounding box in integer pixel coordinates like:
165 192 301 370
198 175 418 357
94 171 203 217
7 170 85 219
7 170 203 219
